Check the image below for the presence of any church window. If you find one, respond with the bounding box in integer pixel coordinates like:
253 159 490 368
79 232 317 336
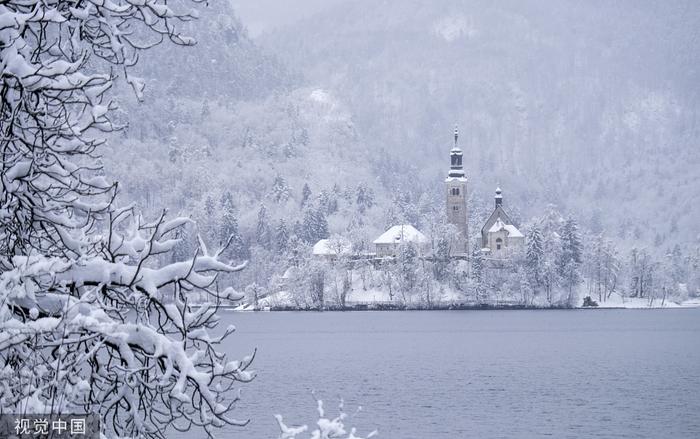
451 188 460 196
496 238 503 250
452 206 459 211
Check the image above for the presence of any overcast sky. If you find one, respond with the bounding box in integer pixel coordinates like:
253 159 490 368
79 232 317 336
231 0 351 37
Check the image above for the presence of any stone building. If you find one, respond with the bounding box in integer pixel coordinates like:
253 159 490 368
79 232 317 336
445 126 468 256
373 224 429 257
480 187 524 258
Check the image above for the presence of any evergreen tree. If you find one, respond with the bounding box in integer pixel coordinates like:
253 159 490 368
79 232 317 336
356 183 375 214
301 206 329 244
393 190 419 225
433 237 450 281
396 241 418 302
301 182 312 208
256 204 272 250
313 207 330 242
470 248 486 303
670 244 686 286
205 195 216 217
220 202 246 259
558 216 583 272
317 189 332 214
558 216 583 305
292 220 304 241
220 190 235 211
270 175 291 203
287 234 303 266
526 224 545 291
276 219 290 253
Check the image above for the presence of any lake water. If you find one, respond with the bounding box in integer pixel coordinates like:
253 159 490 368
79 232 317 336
177 309 700 438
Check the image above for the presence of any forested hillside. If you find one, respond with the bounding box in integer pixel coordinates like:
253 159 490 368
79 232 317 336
101 0 700 306
262 0 700 249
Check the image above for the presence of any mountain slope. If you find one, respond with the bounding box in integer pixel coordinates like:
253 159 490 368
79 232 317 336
261 0 700 249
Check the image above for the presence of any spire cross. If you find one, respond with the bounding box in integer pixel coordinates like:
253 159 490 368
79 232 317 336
454 125 459 147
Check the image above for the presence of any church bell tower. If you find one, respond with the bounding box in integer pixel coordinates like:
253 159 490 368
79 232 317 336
445 125 468 255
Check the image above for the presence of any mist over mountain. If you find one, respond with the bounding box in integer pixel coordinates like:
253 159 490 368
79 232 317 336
259 0 700 249
105 1 376 237
97 0 700 298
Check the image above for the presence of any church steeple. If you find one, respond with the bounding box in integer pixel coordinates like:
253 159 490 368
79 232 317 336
445 125 468 255
448 125 465 178
495 186 503 207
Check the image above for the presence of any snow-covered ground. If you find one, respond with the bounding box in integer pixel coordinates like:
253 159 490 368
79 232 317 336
232 280 700 310
587 292 700 309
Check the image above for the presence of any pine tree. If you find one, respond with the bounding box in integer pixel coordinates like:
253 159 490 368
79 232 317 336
315 189 338 215
558 216 583 306
270 175 291 203
433 237 450 281
256 204 272 249
558 217 583 272
471 249 486 303
393 190 419 225
300 205 330 244
220 202 246 259
526 224 545 291
396 241 418 301
287 234 303 266
220 190 235 211
670 244 685 286
292 220 304 240
315 208 330 242
205 195 216 217
356 183 375 214
276 219 290 253
301 182 312 208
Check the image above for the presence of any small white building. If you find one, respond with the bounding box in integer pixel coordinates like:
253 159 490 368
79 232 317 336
312 235 352 260
481 187 524 259
373 224 429 257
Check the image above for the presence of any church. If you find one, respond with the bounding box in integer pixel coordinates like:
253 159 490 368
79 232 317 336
480 187 524 258
444 127 524 259
317 126 524 260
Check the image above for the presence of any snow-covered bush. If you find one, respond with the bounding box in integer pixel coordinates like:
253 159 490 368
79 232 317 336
0 1 254 437
275 399 378 439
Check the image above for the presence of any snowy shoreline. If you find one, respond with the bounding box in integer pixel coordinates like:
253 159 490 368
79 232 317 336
223 299 700 312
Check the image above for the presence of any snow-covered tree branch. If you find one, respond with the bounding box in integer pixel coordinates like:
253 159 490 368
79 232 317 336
1 1 253 438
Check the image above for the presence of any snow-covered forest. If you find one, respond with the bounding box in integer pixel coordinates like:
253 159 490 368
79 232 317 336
98 0 700 309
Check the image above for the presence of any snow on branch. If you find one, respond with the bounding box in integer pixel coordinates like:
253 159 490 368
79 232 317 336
275 398 378 439
1 1 254 438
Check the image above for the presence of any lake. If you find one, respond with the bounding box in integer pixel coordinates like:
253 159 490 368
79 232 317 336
178 309 700 438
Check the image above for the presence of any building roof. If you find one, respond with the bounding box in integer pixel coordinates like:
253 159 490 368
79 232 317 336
373 225 428 245
488 217 524 238
312 237 352 256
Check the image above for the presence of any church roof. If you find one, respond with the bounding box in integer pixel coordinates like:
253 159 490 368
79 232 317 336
373 225 428 245
488 218 506 233
313 237 352 255
488 217 524 238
